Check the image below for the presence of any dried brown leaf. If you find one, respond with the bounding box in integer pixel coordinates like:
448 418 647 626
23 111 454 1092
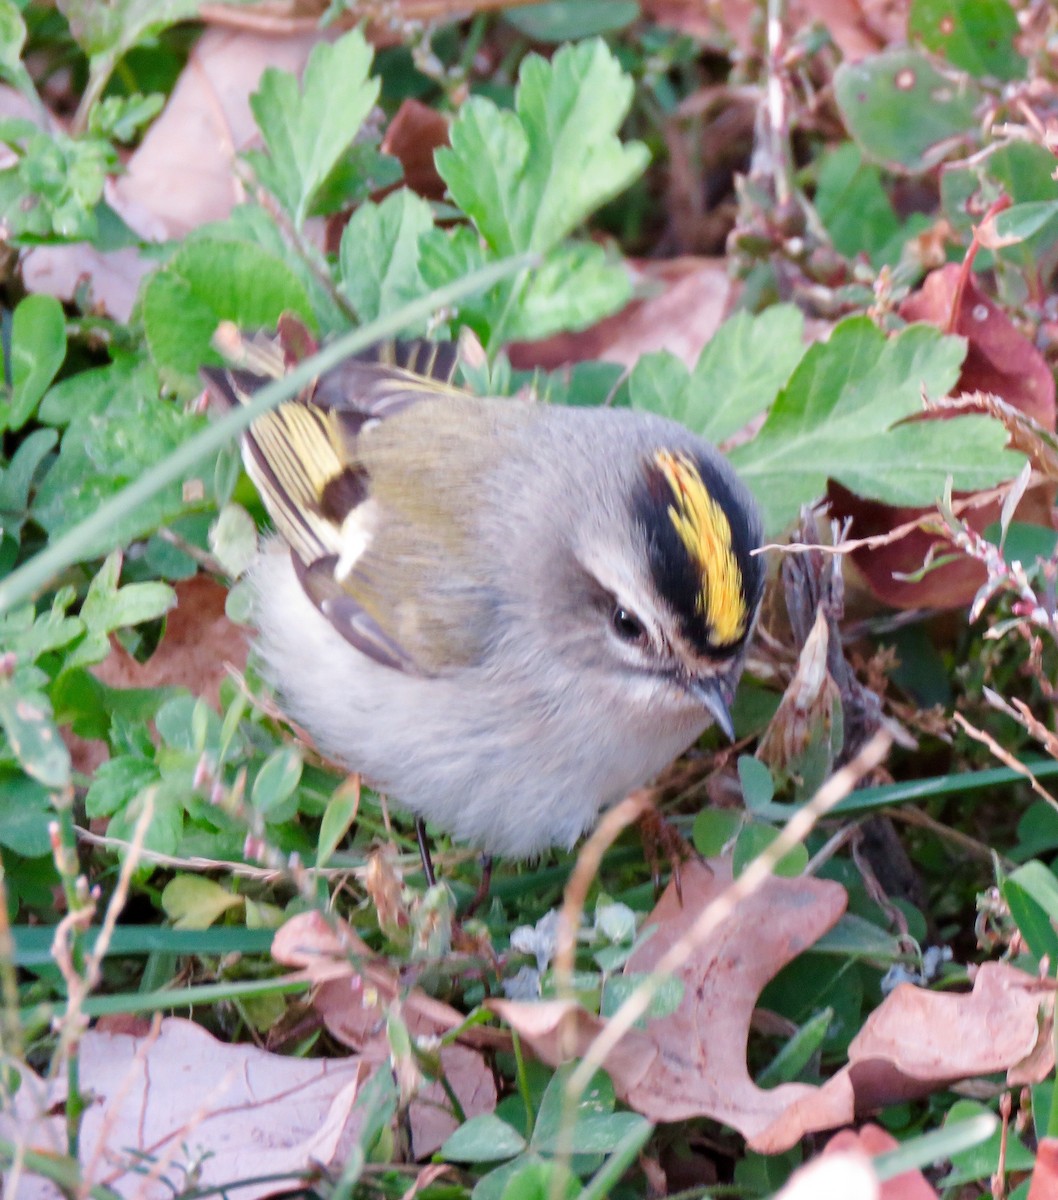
644 0 907 59
491 859 852 1152
6 1019 369 1200
1029 1138 1058 1200
381 99 449 200
757 607 841 774
272 911 497 1156
94 575 248 706
25 29 319 319
841 961 1054 1110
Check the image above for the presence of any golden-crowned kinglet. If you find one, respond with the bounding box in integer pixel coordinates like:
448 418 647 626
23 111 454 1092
204 339 764 863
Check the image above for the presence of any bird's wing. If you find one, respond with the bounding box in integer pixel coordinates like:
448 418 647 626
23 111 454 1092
202 338 487 675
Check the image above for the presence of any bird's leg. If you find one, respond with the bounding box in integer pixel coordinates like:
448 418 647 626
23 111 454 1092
637 807 701 903
461 854 494 918
415 817 437 887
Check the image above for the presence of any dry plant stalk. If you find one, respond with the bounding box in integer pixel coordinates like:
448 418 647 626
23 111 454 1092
553 789 656 1028
954 712 1058 814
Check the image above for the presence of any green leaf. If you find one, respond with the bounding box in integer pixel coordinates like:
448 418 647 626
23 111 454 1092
692 808 741 857
252 746 303 821
161 875 244 930
993 200 1058 244
0 0 26 75
834 49 981 172
507 242 632 341
531 1064 615 1154
39 356 143 426
0 772 53 856
65 550 175 671
442 1113 528 1163
942 142 1058 273
317 777 361 867
738 755 776 814
578 1112 654 1200
815 144 933 269
810 913 904 960
909 0 1025 81
1003 860 1058 966
984 520 1058 570
420 219 628 345
497 1158 579 1200
2 294 67 432
207 203 350 335
729 317 1022 536
88 93 165 144
0 594 82 663
504 1 641 42
247 29 380 227
0 124 117 241
0 428 58 546
1011 800 1058 862
57 0 199 62
156 694 221 754
0 676 69 788
732 823 808 878
310 141 402 218
106 782 182 858
436 38 649 255
85 757 159 819
33 362 207 557
209 502 258 580
756 1008 832 1087
936 1100 1033 1186
141 237 316 390
339 188 434 324
629 306 804 443
536 1112 648 1156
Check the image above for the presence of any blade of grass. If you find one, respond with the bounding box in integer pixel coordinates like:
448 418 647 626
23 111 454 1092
19 974 310 1030
0 252 537 616
578 1116 654 1200
750 759 1058 822
10 925 276 967
833 759 1058 813
873 1113 998 1181
0 1139 121 1199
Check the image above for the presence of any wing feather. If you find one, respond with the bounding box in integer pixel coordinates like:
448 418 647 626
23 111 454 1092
202 338 485 675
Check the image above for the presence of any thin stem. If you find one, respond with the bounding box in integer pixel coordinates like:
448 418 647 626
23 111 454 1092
71 57 116 136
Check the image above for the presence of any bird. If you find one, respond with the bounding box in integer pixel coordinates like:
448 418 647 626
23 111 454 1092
202 336 764 876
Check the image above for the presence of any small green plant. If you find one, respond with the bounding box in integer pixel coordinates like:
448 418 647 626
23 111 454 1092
440 1065 652 1200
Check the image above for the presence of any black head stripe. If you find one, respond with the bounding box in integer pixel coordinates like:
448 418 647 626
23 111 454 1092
634 450 763 658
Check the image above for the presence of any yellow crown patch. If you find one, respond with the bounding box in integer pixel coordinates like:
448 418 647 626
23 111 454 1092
654 450 747 646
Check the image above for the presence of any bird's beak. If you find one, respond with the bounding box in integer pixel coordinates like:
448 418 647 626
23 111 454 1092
688 672 737 741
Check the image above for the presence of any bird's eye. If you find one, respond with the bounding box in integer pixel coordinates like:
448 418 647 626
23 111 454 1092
611 606 647 643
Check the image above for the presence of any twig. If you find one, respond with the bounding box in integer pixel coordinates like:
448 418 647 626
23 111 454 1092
757 478 1030 559
887 806 1011 868
554 790 656 1029
953 711 1058 815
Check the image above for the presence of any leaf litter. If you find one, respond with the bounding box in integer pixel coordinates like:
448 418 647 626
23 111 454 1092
8 862 1051 1193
